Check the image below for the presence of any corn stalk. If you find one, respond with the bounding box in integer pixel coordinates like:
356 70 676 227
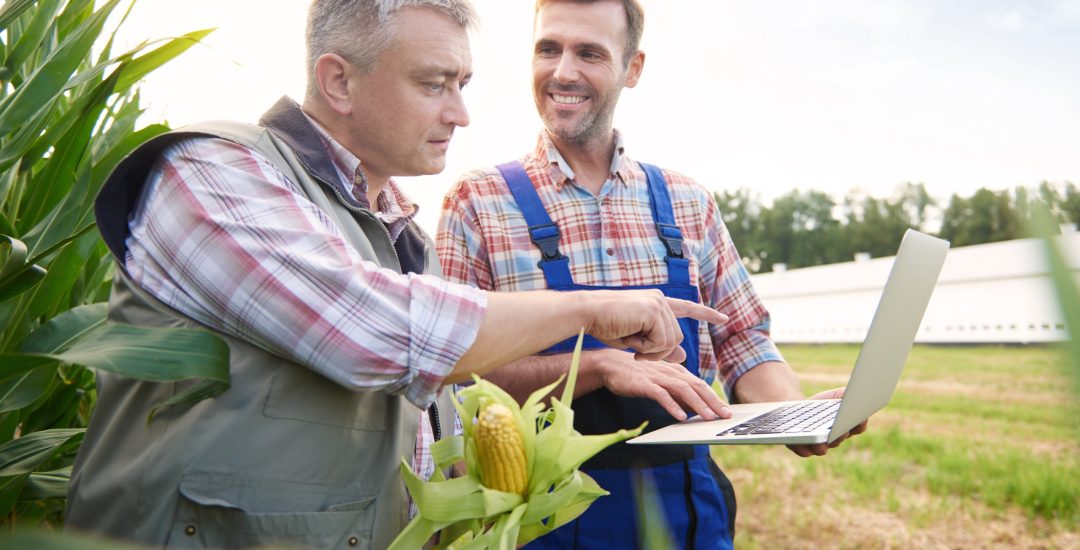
0 0 227 530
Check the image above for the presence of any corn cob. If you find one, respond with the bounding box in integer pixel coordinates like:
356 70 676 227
475 403 528 496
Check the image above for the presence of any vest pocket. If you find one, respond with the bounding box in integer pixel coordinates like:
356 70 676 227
166 472 377 549
262 368 390 431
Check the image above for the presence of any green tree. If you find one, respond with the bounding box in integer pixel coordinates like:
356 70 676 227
940 188 1022 246
714 188 766 271
0 0 228 530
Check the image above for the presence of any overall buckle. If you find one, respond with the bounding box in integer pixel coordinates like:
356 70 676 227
656 223 685 259
529 223 567 262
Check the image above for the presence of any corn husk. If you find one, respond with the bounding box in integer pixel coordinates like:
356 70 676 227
389 330 646 549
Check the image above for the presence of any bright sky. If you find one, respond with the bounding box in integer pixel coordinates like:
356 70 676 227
115 0 1080 234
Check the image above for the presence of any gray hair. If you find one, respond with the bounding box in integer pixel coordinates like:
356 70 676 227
305 0 478 94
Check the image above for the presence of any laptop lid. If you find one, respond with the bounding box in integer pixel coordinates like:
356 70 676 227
825 228 949 440
627 228 949 446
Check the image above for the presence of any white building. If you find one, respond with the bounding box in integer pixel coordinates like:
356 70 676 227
751 230 1080 344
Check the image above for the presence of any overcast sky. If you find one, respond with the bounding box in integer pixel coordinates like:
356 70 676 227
115 0 1080 234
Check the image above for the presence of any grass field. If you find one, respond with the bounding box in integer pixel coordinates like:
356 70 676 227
715 344 1080 549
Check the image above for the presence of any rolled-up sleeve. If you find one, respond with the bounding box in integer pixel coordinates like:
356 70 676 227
124 137 487 408
699 197 785 398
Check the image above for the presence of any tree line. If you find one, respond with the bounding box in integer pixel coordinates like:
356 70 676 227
715 181 1080 274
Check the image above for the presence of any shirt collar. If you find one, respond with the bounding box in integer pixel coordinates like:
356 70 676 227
535 130 631 192
303 113 418 223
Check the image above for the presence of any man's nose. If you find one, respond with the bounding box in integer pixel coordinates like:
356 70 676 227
443 89 470 128
552 52 580 84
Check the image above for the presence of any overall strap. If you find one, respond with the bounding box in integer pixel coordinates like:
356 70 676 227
639 162 691 286
496 161 574 287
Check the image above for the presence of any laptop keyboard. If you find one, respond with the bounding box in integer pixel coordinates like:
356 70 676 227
717 400 841 437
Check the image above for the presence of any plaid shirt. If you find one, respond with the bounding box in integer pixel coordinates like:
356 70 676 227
124 122 484 483
437 131 783 396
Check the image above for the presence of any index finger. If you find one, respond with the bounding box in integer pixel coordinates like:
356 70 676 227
664 298 729 326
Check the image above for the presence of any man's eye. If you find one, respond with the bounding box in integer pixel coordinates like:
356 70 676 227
427 83 445 93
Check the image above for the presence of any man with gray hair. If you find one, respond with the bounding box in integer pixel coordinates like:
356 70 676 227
65 1 726 547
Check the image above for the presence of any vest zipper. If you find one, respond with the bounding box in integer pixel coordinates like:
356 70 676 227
428 403 442 442
320 179 404 272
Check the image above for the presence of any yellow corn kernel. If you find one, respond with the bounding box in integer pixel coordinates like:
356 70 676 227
475 403 528 496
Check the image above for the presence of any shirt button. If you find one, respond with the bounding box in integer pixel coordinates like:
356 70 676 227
348 536 359 546
606 248 615 256
185 525 196 536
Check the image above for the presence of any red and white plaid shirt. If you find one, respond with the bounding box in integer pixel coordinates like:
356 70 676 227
437 131 783 396
124 120 484 483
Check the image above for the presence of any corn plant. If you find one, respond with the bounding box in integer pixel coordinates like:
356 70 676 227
1028 208 1080 428
389 332 645 550
0 0 229 530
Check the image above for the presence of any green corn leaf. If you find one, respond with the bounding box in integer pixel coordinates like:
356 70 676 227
492 503 527 550
517 472 608 546
43 322 229 383
55 0 95 42
0 362 55 414
4 0 63 76
2 305 230 423
393 331 644 549
147 378 230 423
20 466 71 500
0 0 122 136
24 231 99 321
0 428 83 477
1 234 31 281
1 69 130 175
387 514 441 550
559 328 584 404
114 29 215 92
0 473 29 517
0 264 46 305
0 235 47 304
0 0 37 31
18 302 108 353
17 73 116 238
633 470 677 550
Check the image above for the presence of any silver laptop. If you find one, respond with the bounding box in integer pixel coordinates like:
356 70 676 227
629 229 949 446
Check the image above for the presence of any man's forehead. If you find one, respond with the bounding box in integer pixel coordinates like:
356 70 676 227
380 9 472 70
533 2 627 45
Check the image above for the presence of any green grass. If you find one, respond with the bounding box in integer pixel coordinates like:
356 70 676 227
716 344 1080 546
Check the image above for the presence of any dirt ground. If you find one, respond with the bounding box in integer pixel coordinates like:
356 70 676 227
725 448 1080 550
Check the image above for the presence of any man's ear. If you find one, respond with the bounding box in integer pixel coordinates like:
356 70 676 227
623 50 645 89
314 53 353 115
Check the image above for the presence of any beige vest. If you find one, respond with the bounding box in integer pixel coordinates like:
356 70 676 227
67 105 457 549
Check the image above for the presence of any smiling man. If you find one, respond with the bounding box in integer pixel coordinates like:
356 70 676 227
437 0 866 548
65 1 730 548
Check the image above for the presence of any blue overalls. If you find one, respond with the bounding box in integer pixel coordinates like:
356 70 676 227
497 161 737 550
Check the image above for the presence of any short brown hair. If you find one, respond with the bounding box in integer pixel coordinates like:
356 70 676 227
534 0 644 66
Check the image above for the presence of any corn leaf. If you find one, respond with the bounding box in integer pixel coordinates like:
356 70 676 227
20 466 72 501
0 428 83 477
0 0 122 136
0 0 37 31
4 0 63 75
394 331 644 549
114 29 215 91
0 235 47 304
0 361 55 413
